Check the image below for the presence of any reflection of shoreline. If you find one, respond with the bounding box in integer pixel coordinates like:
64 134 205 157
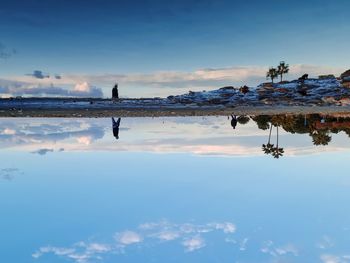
1 116 350 157
252 114 350 146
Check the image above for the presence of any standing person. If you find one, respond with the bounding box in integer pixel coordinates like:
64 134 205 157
112 117 121 139
231 115 237 129
112 83 119 100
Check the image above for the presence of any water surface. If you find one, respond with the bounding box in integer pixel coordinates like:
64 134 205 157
1 115 350 263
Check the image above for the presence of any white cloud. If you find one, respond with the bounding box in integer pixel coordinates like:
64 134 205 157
77 136 93 145
154 231 180 241
320 254 349 263
74 82 91 92
0 78 103 98
33 220 237 262
65 64 345 89
275 244 299 256
212 222 236 233
32 243 112 263
32 246 76 259
261 241 298 257
115 231 143 245
182 236 206 252
2 128 16 135
85 243 111 253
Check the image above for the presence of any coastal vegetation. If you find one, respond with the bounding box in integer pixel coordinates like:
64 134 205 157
266 61 289 83
277 61 289 82
266 67 278 83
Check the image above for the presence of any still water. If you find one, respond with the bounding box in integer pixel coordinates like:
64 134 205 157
1 114 350 263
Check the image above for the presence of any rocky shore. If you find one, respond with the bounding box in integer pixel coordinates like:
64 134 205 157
168 70 350 107
1 70 350 117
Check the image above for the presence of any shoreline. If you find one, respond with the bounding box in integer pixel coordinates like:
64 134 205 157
2 104 350 117
1 75 350 117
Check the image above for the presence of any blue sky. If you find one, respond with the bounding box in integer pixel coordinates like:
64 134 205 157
0 0 349 97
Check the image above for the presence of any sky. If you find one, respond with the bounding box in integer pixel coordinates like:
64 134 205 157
0 0 350 97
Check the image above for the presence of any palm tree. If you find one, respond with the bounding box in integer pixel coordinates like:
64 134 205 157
266 67 278 83
277 61 289 82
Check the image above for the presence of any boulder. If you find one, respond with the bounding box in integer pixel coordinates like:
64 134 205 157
239 85 249 94
340 69 350 81
298 74 308 81
297 85 309 96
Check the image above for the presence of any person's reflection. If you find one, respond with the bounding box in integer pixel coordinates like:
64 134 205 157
112 117 121 140
230 115 237 129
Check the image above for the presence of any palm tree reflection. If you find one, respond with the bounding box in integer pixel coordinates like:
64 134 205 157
262 125 274 155
262 125 284 159
246 113 350 158
271 126 284 159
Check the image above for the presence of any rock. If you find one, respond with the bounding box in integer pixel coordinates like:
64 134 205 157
207 98 223 104
339 98 350 106
260 82 274 88
340 69 350 81
220 93 234 98
342 81 350 89
298 74 309 81
297 85 308 96
219 86 235 90
319 74 336 79
239 85 249 94
322 96 337 104
275 88 289 93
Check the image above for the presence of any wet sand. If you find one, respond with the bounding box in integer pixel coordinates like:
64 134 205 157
1 105 350 117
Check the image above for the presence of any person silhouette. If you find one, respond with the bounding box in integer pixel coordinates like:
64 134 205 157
231 115 237 129
112 83 119 100
112 117 121 139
